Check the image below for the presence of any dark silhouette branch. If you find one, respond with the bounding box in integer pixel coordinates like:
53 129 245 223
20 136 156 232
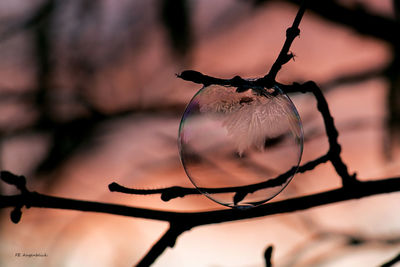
282 82 358 186
0 0 55 42
264 245 274 267
256 0 397 44
177 70 249 87
109 154 329 201
263 0 306 82
2 170 400 265
2 171 400 226
280 230 400 267
320 66 387 91
137 224 188 267
380 252 400 267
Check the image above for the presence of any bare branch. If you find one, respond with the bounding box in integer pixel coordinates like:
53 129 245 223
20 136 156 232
1 171 400 226
282 82 358 187
259 0 397 44
380 252 400 267
264 0 306 81
264 245 274 267
2 170 400 264
320 66 386 91
0 0 55 42
137 224 187 267
109 154 328 201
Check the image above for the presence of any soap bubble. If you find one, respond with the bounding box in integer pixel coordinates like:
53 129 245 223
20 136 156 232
178 84 303 209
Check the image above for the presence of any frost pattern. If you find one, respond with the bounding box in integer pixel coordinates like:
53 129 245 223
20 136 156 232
198 85 300 155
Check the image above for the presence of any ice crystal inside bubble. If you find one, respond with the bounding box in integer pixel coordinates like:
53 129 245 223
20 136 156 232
178 84 303 208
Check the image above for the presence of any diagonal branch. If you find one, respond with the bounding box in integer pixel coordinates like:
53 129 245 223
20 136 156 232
380 252 400 267
136 224 188 267
285 0 397 43
264 0 307 82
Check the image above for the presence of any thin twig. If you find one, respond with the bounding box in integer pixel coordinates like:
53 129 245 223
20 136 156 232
264 245 274 267
275 0 397 43
264 0 306 82
380 252 400 267
320 66 386 91
136 224 187 267
109 154 329 201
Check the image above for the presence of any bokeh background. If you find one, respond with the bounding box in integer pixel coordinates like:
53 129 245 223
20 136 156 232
1 0 400 266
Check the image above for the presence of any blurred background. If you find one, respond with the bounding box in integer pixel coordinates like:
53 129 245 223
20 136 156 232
0 0 400 266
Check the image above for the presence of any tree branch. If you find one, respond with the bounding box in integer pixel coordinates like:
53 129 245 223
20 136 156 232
136 224 187 267
282 81 358 186
256 0 397 44
2 170 400 265
264 245 274 267
109 154 329 201
0 0 55 42
264 0 306 82
1 171 400 227
380 252 400 267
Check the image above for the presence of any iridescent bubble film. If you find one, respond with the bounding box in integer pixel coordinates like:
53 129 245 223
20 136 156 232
178 84 303 208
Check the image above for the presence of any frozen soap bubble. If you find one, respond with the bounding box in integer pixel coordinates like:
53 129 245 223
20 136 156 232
178 84 303 209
